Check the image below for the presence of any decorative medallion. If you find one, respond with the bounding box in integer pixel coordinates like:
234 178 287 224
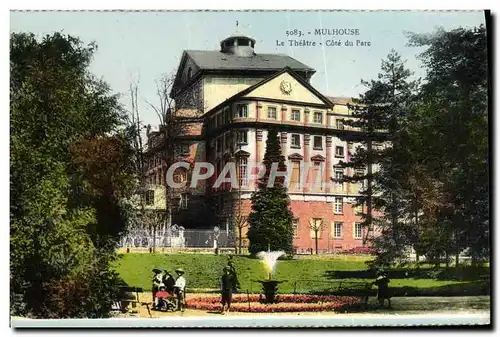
279 80 292 95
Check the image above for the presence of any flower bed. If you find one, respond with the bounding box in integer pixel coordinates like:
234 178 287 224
341 247 378 255
186 294 360 313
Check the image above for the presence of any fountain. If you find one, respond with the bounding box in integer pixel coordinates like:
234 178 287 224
256 250 286 304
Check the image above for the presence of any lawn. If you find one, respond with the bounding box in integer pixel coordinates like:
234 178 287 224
114 253 490 295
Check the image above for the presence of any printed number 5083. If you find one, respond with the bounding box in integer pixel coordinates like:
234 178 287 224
286 29 303 37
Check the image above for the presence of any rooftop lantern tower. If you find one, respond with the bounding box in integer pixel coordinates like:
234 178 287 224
220 21 256 57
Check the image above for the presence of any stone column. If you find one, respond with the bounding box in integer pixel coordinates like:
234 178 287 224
256 102 262 122
327 110 334 128
303 134 310 193
326 136 333 194
281 105 287 122
304 109 310 126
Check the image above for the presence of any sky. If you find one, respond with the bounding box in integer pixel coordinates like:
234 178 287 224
10 10 486 127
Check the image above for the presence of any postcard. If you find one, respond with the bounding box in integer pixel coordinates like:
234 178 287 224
9 9 491 328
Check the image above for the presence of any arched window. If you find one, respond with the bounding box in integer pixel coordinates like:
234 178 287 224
187 67 192 80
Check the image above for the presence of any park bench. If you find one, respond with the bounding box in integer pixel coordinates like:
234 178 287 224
332 281 377 305
111 286 152 318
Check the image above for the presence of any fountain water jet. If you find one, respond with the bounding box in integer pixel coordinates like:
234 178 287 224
256 251 286 304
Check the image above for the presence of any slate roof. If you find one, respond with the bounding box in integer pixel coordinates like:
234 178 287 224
327 96 355 105
184 50 315 72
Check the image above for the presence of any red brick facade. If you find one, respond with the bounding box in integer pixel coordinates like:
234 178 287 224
290 200 365 253
223 196 366 253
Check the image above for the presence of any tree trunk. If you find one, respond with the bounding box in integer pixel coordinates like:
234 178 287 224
153 226 156 254
455 245 460 268
315 233 319 255
238 227 243 255
365 140 373 244
445 251 449 268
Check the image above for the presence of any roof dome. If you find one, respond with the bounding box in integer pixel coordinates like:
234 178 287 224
220 34 256 57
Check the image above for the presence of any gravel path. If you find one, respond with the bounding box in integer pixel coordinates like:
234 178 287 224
122 293 490 318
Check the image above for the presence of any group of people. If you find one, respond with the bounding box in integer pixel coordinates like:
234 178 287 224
151 258 391 314
152 267 186 312
151 256 241 314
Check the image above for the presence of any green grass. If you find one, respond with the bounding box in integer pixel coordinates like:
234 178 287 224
113 253 489 295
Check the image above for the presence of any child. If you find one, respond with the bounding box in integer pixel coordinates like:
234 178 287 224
151 268 163 304
174 268 186 312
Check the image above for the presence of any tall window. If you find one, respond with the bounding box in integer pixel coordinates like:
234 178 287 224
267 107 277 119
238 157 248 187
354 223 363 239
180 193 189 209
291 109 301 121
313 136 323 150
291 134 301 148
145 190 155 205
335 170 344 190
187 67 192 80
313 111 323 124
224 133 230 150
335 146 345 158
217 113 223 127
216 160 222 182
333 222 343 238
334 197 343 214
312 162 324 190
290 161 301 189
236 130 248 144
292 218 299 237
336 119 344 130
223 107 230 123
216 138 223 153
236 104 248 118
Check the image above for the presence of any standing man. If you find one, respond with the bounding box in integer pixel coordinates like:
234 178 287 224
220 266 236 314
174 268 187 312
373 274 391 308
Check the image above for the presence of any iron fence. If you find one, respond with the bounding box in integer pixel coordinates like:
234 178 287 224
120 226 235 249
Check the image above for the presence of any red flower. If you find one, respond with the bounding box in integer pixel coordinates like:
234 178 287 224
185 294 361 312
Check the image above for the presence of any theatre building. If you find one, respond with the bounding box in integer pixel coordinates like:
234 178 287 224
145 32 372 253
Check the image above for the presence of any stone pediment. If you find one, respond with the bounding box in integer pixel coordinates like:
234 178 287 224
288 153 304 160
311 154 326 162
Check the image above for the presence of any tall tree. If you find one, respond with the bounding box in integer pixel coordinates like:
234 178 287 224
336 50 419 266
406 25 489 265
10 32 129 318
247 129 294 255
